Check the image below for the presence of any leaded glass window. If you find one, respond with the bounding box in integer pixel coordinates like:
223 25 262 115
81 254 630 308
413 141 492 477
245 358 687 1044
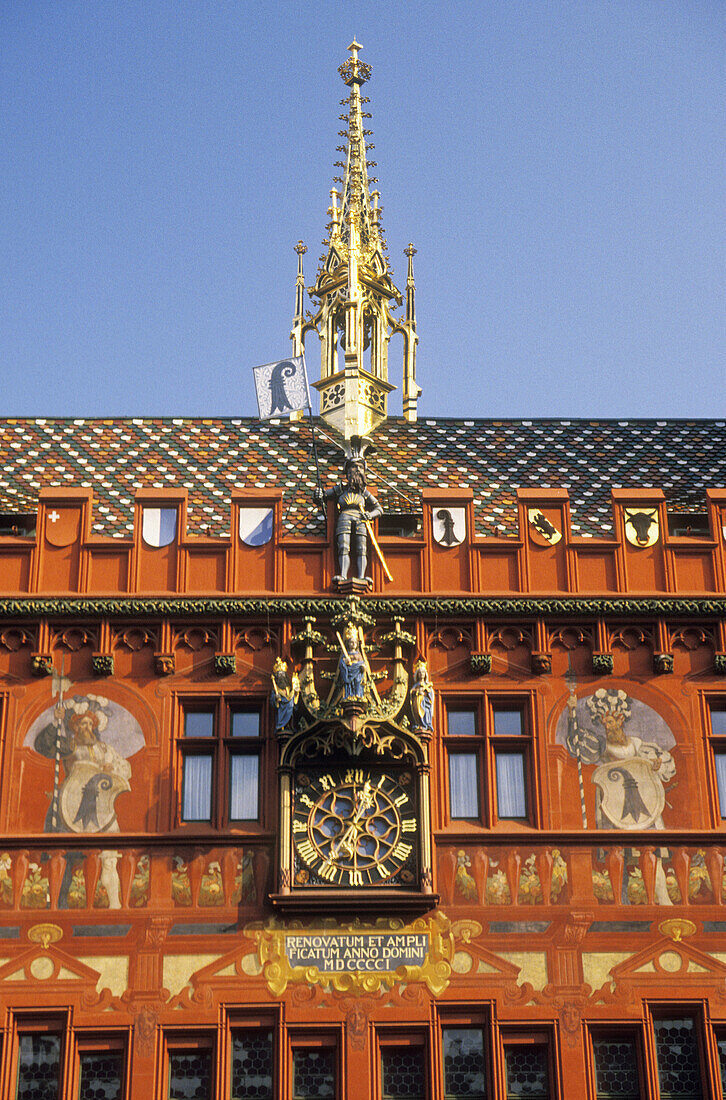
16 1033 62 1100
504 1043 549 1099
592 1036 641 1099
292 1048 335 1100
168 1049 213 1100
78 1051 124 1100
231 1030 274 1099
653 1018 703 1100
381 1046 426 1099
443 1028 487 1099
716 1036 726 1098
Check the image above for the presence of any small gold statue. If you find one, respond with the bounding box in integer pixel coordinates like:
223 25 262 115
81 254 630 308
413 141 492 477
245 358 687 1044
270 658 300 731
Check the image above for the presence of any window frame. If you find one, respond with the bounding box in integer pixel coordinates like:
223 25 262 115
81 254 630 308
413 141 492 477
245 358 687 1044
9 1016 131 1100
376 1029 430 1100
646 1005 712 1100
705 697 726 824
164 1030 217 1100
437 1009 491 1100
587 1024 647 1100
499 1029 555 1100
443 694 538 829
176 695 268 831
288 1030 341 1100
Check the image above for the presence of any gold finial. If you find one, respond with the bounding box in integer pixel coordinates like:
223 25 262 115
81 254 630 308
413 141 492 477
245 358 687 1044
294 43 420 437
295 240 307 256
339 39 372 86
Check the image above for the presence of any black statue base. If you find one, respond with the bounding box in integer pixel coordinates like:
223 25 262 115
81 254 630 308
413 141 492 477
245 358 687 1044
333 577 373 595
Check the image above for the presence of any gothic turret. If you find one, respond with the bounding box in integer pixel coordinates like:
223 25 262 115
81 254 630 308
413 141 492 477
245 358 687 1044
290 41 420 438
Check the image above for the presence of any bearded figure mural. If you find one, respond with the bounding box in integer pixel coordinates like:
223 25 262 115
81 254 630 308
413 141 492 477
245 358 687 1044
26 690 145 909
314 436 383 585
27 691 144 836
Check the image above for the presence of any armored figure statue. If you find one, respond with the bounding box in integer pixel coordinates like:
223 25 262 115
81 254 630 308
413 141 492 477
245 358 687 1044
270 657 300 732
410 658 434 731
314 438 382 583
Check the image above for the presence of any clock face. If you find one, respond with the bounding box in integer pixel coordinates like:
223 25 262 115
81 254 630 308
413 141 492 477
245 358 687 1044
292 766 418 889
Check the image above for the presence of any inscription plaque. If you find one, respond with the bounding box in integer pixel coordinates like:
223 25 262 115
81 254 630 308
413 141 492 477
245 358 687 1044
285 931 429 973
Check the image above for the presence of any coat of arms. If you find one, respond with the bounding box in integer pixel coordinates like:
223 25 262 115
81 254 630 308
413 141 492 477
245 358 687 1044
432 507 466 547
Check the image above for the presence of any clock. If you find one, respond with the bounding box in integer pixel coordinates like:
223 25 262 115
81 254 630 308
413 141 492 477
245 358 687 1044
292 765 418 889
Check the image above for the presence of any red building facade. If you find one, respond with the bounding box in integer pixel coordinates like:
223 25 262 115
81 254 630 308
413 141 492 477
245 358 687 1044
2 40 726 1100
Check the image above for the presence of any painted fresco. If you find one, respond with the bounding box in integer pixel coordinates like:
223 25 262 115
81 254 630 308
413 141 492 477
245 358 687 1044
556 686 677 904
24 690 145 835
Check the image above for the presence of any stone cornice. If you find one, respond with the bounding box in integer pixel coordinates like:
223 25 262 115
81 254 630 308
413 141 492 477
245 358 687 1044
2 595 726 620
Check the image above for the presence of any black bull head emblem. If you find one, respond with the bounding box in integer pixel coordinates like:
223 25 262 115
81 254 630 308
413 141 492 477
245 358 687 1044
624 508 658 546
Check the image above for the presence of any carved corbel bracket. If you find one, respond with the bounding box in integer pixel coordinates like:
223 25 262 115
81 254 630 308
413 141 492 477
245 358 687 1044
214 653 237 677
591 652 614 676
30 653 53 677
154 653 176 676
653 652 674 675
470 653 492 675
531 652 552 675
91 653 114 677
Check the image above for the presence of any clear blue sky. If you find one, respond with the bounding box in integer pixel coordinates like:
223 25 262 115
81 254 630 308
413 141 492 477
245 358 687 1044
2 1 725 418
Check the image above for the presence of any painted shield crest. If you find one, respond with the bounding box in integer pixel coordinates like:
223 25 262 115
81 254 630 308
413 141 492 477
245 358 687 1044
59 761 131 834
528 508 562 546
432 507 466 547
593 757 665 830
624 507 659 548
45 507 81 547
142 507 177 548
239 507 274 546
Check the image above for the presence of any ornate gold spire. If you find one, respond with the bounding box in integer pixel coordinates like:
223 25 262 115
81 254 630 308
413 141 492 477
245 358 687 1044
291 41 420 438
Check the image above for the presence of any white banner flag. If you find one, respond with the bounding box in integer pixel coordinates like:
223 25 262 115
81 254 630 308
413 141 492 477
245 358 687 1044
252 355 310 420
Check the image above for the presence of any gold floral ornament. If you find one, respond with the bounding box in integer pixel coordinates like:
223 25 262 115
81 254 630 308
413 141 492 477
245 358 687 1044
252 913 453 997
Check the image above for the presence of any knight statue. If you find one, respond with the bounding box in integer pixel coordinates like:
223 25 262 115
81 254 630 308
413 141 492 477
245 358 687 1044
313 436 382 584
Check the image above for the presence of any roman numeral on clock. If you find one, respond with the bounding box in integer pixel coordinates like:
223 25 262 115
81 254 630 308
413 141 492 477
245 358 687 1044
297 839 319 866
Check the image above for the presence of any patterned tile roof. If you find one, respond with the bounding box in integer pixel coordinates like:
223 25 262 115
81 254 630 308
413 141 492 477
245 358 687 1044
0 416 724 539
